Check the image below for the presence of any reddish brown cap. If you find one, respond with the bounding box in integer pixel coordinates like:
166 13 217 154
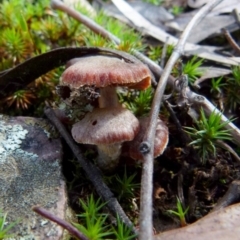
122 117 168 160
60 55 151 90
72 107 140 145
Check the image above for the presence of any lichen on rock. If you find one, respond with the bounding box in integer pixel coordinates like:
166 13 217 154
0 116 31 161
0 115 69 240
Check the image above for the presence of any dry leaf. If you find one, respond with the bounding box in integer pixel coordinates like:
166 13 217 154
188 0 209 8
154 203 240 240
194 67 232 86
188 0 240 15
111 0 240 66
103 1 174 26
167 15 235 43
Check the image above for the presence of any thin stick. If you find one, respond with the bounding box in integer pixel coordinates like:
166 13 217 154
212 180 240 211
217 140 240 162
44 107 137 234
32 206 89 240
164 100 189 145
178 173 186 213
51 0 119 44
160 37 169 68
136 1 224 239
222 28 240 55
232 8 240 29
200 95 240 146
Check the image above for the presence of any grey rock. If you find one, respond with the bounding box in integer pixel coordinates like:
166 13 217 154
0 115 69 240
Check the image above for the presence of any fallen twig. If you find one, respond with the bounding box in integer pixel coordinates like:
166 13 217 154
160 37 169 68
44 106 137 235
51 0 119 44
212 180 240 211
134 1 224 239
164 100 190 145
199 96 240 146
32 206 89 240
217 140 240 162
222 28 240 55
233 8 240 29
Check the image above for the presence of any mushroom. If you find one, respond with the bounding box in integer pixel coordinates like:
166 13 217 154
59 53 151 171
122 117 169 161
60 55 151 108
72 107 139 171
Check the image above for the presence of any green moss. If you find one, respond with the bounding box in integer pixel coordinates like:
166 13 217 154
0 0 144 115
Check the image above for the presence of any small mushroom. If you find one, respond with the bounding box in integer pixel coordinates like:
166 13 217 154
72 107 139 171
59 53 152 171
60 55 151 108
122 117 169 161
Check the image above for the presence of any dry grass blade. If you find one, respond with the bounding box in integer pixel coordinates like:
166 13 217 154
222 28 240 55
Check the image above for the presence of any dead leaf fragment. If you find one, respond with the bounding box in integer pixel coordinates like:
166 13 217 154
188 0 209 8
188 0 240 13
194 66 232 86
154 203 240 240
111 0 240 66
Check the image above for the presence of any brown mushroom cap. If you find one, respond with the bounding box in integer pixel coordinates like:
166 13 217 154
72 107 140 145
60 55 151 90
122 117 168 160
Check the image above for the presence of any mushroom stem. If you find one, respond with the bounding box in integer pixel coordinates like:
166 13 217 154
97 87 123 170
97 143 122 171
99 86 120 108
